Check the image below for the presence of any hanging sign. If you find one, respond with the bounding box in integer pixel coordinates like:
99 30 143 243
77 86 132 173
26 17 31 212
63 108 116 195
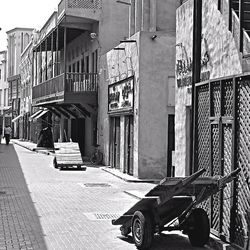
108 77 134 113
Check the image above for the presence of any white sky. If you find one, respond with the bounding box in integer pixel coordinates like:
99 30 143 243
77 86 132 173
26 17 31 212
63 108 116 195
0 0 59 51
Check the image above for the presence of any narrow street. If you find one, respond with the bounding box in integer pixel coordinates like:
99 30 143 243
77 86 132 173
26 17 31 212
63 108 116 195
0 142 213 250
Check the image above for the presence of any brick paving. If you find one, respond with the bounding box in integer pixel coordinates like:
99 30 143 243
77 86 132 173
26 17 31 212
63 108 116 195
0 141 215 250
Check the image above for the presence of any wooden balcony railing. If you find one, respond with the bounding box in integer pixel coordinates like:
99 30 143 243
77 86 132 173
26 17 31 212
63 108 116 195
33 74 65 100
65 73 98 92
32 73 98 101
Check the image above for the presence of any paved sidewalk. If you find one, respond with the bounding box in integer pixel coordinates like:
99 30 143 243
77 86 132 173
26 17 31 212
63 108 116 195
7 139 235 249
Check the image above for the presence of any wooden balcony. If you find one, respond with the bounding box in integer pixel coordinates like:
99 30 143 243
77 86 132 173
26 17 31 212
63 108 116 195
58 0 102 24
32 73 98 110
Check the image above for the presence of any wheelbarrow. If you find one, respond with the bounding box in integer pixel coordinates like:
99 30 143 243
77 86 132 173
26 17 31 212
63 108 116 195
112 168 240 249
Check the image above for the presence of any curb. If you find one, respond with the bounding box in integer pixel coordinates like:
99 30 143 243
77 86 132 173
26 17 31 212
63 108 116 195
12 141 51 155
101 167 159 183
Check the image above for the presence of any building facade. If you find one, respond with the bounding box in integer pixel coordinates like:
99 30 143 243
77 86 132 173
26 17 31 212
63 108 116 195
19 39 34 141
31 0 130 156
6 27 34 138
0 51 11 135
175 0 250 248
98 0 181 179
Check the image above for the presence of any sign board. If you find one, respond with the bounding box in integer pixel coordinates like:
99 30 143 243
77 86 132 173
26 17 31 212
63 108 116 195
108 76 134 113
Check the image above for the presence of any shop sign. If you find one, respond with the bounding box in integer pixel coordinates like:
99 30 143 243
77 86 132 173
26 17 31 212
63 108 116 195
108 77 134 113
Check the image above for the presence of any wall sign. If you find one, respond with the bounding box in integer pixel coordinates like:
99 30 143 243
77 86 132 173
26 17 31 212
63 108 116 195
176 36 211 89
108 77 134 113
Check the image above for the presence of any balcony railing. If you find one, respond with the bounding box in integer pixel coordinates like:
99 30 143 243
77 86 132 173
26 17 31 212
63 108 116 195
58 0 102 20
65 73 98 92
33 74 65 100
32 73 98 102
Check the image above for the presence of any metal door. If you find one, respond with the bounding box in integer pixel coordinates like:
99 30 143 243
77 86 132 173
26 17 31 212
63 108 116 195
124 116 134 175
109 117 120 169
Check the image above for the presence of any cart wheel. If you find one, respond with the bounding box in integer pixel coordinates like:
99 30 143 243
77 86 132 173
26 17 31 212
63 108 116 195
187 208 210 247
132 211 154 249
120 225 131 237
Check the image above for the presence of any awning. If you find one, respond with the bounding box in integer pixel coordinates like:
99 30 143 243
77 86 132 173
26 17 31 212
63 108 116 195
12 114 23 123
29 110 43 121
33 110 49 121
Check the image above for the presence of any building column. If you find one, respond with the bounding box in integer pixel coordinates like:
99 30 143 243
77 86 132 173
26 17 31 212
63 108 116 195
56 26 59 76
59 118 65 142
142 0 150 31
45 39 48 81
51 32 54 78
120 116 125 173
129 0 136 37
149 0 156 31
135 0 142 32
68 118 71 141
39 45 42 83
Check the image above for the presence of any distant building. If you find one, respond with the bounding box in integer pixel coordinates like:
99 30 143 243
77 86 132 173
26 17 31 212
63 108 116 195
6 27 34 138
98 0 180 179
31 0 130 156
0 50 11 134
19 39 34 141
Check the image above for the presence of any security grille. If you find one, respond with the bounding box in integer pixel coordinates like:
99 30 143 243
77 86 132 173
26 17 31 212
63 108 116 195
83 213 120 220
83 183 111 187
195 83 210 175
194 74 250 248
68 0 102 9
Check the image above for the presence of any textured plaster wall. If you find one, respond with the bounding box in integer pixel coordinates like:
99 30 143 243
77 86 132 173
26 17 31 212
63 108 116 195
99 32 140 171
175 0 242 177
99 0 130 55
138 31 175 179
156 0 181 32
99 31 175 179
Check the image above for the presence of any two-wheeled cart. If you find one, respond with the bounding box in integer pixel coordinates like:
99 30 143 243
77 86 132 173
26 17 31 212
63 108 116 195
112 168 240 249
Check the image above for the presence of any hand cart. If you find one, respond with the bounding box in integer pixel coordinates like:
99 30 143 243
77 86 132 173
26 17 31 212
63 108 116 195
112 168 240 249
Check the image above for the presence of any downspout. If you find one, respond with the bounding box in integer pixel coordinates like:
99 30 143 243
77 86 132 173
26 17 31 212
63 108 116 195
191 0 202 174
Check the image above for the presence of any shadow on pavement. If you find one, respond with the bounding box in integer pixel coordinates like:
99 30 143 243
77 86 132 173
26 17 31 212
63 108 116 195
0 143 47 249
118 233 210 249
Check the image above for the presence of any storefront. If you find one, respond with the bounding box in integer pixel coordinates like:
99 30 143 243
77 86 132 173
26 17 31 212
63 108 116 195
108 76 134 175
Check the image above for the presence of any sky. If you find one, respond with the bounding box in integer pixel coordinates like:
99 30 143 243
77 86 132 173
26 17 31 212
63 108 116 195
0 0 59 51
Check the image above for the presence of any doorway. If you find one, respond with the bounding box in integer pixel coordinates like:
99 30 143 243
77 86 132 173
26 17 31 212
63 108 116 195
71 118 85 156
167 114 175 177
109 117 120 169
124 115 134 175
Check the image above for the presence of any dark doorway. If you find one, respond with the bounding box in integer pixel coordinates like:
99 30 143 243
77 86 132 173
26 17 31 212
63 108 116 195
167 114 175 177
109 117 120 169
71 118 85 156
124 115 134 175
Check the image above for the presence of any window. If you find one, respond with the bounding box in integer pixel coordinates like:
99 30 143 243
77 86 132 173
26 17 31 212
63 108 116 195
0 69 1 79
72 63 75 73
68 65 71 73
0 90 2 106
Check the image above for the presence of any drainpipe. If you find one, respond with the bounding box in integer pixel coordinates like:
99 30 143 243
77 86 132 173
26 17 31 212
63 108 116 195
191 0 202 174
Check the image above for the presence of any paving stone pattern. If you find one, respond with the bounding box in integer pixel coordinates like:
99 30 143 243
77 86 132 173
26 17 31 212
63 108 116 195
0 142 213 250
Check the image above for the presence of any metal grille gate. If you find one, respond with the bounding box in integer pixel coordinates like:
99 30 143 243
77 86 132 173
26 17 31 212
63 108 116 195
194 75 250 248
